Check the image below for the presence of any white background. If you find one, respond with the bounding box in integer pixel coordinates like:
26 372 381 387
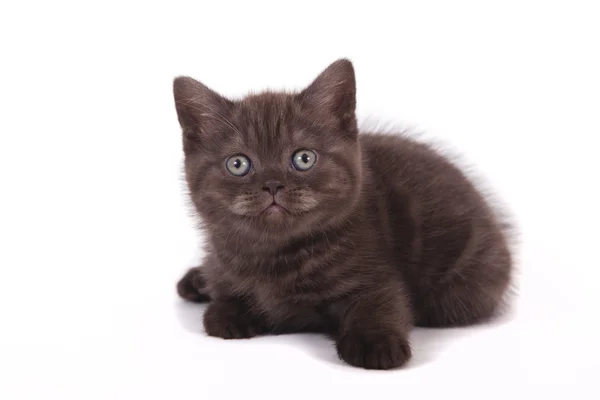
1 1 599 399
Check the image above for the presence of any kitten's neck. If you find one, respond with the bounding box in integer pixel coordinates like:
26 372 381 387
211 215 360 280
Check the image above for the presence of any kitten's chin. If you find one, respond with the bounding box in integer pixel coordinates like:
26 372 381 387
263 204 287 216
261 204 289 224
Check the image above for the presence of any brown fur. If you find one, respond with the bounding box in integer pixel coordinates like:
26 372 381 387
172 59 513 369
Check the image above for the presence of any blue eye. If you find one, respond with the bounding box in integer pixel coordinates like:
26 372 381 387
226 154 251 176
292 149 317 171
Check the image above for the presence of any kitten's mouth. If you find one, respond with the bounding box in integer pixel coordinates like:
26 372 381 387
262 201 289 215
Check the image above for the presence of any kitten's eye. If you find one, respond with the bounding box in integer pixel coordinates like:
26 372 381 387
226 154 251 176
292 149 317 171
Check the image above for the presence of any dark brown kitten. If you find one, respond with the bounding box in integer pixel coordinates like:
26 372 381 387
173 59 513 370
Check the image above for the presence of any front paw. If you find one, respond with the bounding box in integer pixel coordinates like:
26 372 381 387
336 330 412 370
177 267 209 303
203 300 268 339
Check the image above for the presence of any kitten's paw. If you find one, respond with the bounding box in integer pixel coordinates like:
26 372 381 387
336 331 412 370
203 300 268 339
177 267 209 302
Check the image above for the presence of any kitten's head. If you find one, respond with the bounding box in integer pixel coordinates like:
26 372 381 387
173 59 362 246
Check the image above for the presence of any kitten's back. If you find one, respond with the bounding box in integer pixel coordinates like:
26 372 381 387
359 132 513 326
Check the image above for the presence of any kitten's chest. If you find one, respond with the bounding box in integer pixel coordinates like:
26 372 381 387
241 256 331 322
222 239 354 324
251 268 323 308
252 280 329 328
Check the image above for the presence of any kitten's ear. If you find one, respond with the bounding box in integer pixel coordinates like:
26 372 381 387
172 76 232 152
298 59 357 135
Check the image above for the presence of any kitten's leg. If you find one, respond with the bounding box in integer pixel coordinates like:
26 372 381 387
176 267 210 303
203 296 272 339
333 283 413 370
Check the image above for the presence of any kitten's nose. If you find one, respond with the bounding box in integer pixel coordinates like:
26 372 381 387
262 180 285 195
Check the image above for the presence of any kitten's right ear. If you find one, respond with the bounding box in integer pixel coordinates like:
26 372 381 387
172 76 232 152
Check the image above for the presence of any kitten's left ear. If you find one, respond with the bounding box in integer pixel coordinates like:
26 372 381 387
298 58 357 134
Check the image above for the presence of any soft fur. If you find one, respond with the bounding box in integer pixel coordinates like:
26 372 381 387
173 59 513 370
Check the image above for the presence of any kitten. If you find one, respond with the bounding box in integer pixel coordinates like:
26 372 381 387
173 59 513 370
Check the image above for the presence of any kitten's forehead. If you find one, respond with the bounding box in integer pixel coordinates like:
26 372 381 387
202 91 346 160
228 93 316 154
